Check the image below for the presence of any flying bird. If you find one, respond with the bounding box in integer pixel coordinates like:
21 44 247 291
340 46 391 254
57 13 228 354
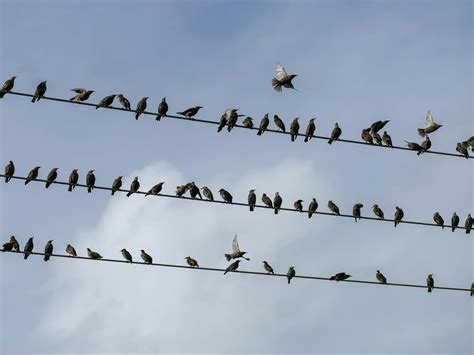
95 94 116 109
177 106 203 119
141 249 153 264
328 123 342 144
156 97 168 121
376 270 387 284
4 160 15 183
418 110 442 137
248 189 256 211
427 274 434 293
257 114 270 136
117 94 131 110
45 168 58 188
121 248 133 263
308 198 318 218
465 214 472 234
294 199 303 212
372 204 384 219
111 176 123 195
0 76 16 98
87 248 103 259
273 115 286 132
25 166 41 185
31 81 47 103
135 97 148 120
24 237 34 260
66 244 77 257
433 212 444 229
185 256 199 268
262 193 273 209
287 266 296 284
451 212 459 232
43 240 54 261
224 260 241 275
304 118 316 142
352 203 363 222
68 169 79 191
86 170 95 193
329 272 352 281
370 120 390 133
272 62 298 92
225 235 250 261
127 177 140 197
201 186 214 201
219 188 233 203
382 131 393 147
394 206 404 227
242 116 254 128
290 117 300 142
327 200 340 215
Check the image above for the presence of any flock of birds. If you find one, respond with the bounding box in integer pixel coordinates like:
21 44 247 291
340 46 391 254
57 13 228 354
3 161 473 232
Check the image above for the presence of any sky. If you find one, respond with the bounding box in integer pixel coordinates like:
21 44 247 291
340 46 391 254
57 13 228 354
0 0 473 353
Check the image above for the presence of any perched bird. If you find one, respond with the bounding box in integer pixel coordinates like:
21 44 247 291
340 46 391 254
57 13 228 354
45 168 58 188
427 274 434 293
287 266 296 284
176 185 187 197
86 170 95 193
294 199 303 212
456 142 469 159
405 140 422 152
382 131 393 147
2 241 13 252
353 203 364 222
177 106 203 119
145 182 165 197
188 182 202 199
201 186 214 201
273 192 282 214
470 283 474 297
262 261 274 274
273 115 286 132
156 97 168 121
372 131 382 145
361 128 373 144
68 169 79 192
329 272 352 281
111 176 123 195
433 212 444 229
328 123 342 144
127 177 140 197
95 94 116 109
370 120 390 133
257 113 270 136
327 200 340 215
372 204 384 219
185 256 199 268
117 94 131 110
418 110 442 137
465 214 472 234
466 136 474 151
376 270 387 284
451 212 460 232
304 118 316 142
87 248 102 259
135 97 148 120
394 206 404 227
4 160 15 183
225 235 250 261
272 62 298 92
417 136 431 155
248 189 256 211
43 240 54 261
290 117 300 142
224 260 241 275
225 108 239 132
24 237 34 260
0 76 17 98
308 198 318 218
31 81 47 103
66 244 77 257
25 166 41 185
140 249 153 264
219 188 233 203
262 193 273 209
242 116 254 128
10 236 20 252
70 89 94 102
121 248 133 263
217 114 227 133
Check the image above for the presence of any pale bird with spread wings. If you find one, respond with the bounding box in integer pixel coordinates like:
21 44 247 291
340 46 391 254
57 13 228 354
272 62 298 92
224 235 250 261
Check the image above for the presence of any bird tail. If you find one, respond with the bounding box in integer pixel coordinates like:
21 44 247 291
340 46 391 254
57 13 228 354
95 106 100 109
418 128 426 137
156 114 162 121
31 96 37 103
24 180 29 185
442 225 444 229
224 270 228 275
466 229 470 234
291 135 295 142
5 177 9 183
394 221 397 227
69 96 76 101
135 113 140 120
452 227 455 232
227 125 232 132
328 139 333 145
44 255 50 261
45 182 50 188
225 254 231 261
272 78 282 92
244 257 250 261
304 136 309 143
308 213 312 219
111 190 115 196
428 287 432 293
68 185 72 192
249 205 254 212
24 253 28 260
88 187 92 193
288 278 291 284
274 209 278 214
0 90 6 98
257 130 262 136
126 192 132 197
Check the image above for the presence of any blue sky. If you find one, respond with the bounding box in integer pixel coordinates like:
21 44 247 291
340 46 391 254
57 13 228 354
0 0 472 353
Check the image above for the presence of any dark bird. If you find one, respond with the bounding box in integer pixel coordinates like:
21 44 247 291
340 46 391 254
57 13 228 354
405 140 422 152
156 97 168 121
45 168 58 188
427 274 434 293
145 182 165 197
467 136 474 151
328 123 342 144
68 169 79 191
4 160 15 183
177 106 203 119
66 244 77 257
25 166 41 185
70 89 94 102
382 131 393 147
44 240 54 261
2 241 13 252
127 177 140 197
456 142 469 159
262 261 274 274
262 193 273 209
242 116 254 128
465 214 472 234
394 206 404 227
87 248 102 259
111 176 123 195
372 204 384 219
248 189 256 211
201 186 214 201
86 170 95 193
135 97 148 120
10 236 20 252
433 212 444 229
329 272 352 281
217 114 227 133
290 117 300 142
308 198 318 218
175 185 187 197
372 131 382 145
304 118 316 142
370 120 390 133
0 76 16 98
273 192 282 214
376 270 387 284
294 199 303 212
225 108 239 132
353 203 363 222
327 200 340 215
451 212 459 232
361 128 373 144
95 94 116 109
31 81 47 103
219 188 233 203
257 113 270 136
418 110 442 137
185 256 199 268
272 62 297 92
24 237 34 260
417 136 431 155
273 115 286 132
225 235 250 261
188 182 202 199
224 260 241 275
287 266 296 284
141 249 153 264
121 248 133 263
470 283 474 296
117 94 131 110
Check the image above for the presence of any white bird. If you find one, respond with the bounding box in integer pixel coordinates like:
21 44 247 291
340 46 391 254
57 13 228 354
272 62 298 92
418 110 443 137
224 235 250 261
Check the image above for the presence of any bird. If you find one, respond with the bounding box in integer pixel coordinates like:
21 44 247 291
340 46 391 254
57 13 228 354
24 237 34 260
418 110 442 137
328 123 342 144
10 236 20 252
2 241 13 252
329 272 352 281
372 204 384 219
308 198 318 218
370 120 390 133
140 250 153 264
176 106 203 119
290 117 300 141
465 214 472 234
376 270 387 284
273 115 286 132
70 89 94 102
188 182 202 199
382 131 393 147
470 283 474 297
4 160 15 183
145 182 165 197
242 116 254 128
262 193 273 209
219 188 233 203
405 140 422 152
417 136 431 155
25 166 41 185
66 244 77 257
87 248 102 259
353 203 363 222
224 260 241 275
427 274 434 293
31 81 47 103
304 118 316 142
217 114 227 133
257 114 270 135
466 136 474 151
433 212 444 229
45 168 58 188
156 97 168 121
361 128 373 144
86 170 95 193
451 212 459 232
68 169 79 191
176 185 187 197
121 249 133 263
135 97 148 120
327 200 340 215
111 176 123 195
225 235 250 261
225 108 239 132
43 240 54 261
287 266 296 284
272 62 298 92
456 142 469 159
394 207 404 227
95 94 116 109
273 192 282 214
201 186 214 201
248 189 256 211
185 256 199 268
294 199 303 212
127 177 140 197
372 131 382 145
117 94 131 110
0 76 17 98
262 261 274 274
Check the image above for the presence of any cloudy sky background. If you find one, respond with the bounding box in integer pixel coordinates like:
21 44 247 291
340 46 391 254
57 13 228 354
0 0 473 353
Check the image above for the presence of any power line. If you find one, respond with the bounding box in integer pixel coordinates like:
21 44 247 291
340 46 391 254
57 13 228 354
2 174 470 232
1 250 471 294
4 91 472 160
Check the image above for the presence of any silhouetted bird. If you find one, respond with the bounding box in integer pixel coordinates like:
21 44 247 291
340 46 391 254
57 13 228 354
294 199 303 212
0 76 16 98
242 116 254 128
44 240 54 261
262 261 274 274
117 94 131 110
465 214 472 234
304 118 316 142
417 136 431 155
127 177 140 197
418 110 442 137
68 169 79 191
87 248 102 259
86 170 95 193
177 106 203 119
217 114 227 133
201 186 214 201
456 142 469 159
156 97 168 121
135 97 148 120
308 198 318 218
405 140 422 152
290 117 300 142
10 236 20 252
361 128 373 144
70 89 94 102
451 212 459 232
176 185 187 197
328 123 342 144
329 272 352 281
66 244 77 257
188 182 202 199
376 270 387 284
470 283 474 296
353 203 363 222
25 166 41 185
248 189 256 211
31 81 47 103
370 120 390 133
272 62 298 92
382 131 393 147
2 242 13 252
273 115 286 132
4 160 14 183
111 176 123 195
262 193 273 209
141 250 153 264
328 200 340 215
427 274 434 293
287 266 296 284
394 206 404 227
224 260 241 275
225 235 250 261
257 114 269 136
45 168 58 188
273 192 282 214
96 94 116 109
372 131 382 145
372 204 384 219
219 188 233 203
433 212 444 229
24 237 34 260
146 182 165 197
185 256 199 268
121 248 133 263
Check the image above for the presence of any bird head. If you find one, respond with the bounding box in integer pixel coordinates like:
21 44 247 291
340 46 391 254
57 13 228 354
53 168 59 171
35 166 41 170
141 249 146 253
297 199 303 203
428 274 433 277
376 270 381 273
9 160 13 164
196 106 203 109
88 170 95 173
87 248 91 252
11 76 17 81
48 239 54 243
184 256 190 260
372 204 378 209
262 261 267 264
134 176 139 180
121 249 126 252
162 97 166 102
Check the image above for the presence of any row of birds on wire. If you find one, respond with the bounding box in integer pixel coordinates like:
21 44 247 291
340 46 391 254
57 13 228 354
1 76 473 158
3 161 473 232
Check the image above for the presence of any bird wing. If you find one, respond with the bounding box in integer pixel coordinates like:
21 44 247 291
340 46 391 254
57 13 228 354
232 235 240 253
425 110 434 126
71 88 86 94
275 62 289 81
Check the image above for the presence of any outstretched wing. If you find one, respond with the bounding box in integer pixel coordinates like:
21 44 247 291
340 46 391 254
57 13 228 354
232 235 240 253
275 62 289 81
425 110 433 126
